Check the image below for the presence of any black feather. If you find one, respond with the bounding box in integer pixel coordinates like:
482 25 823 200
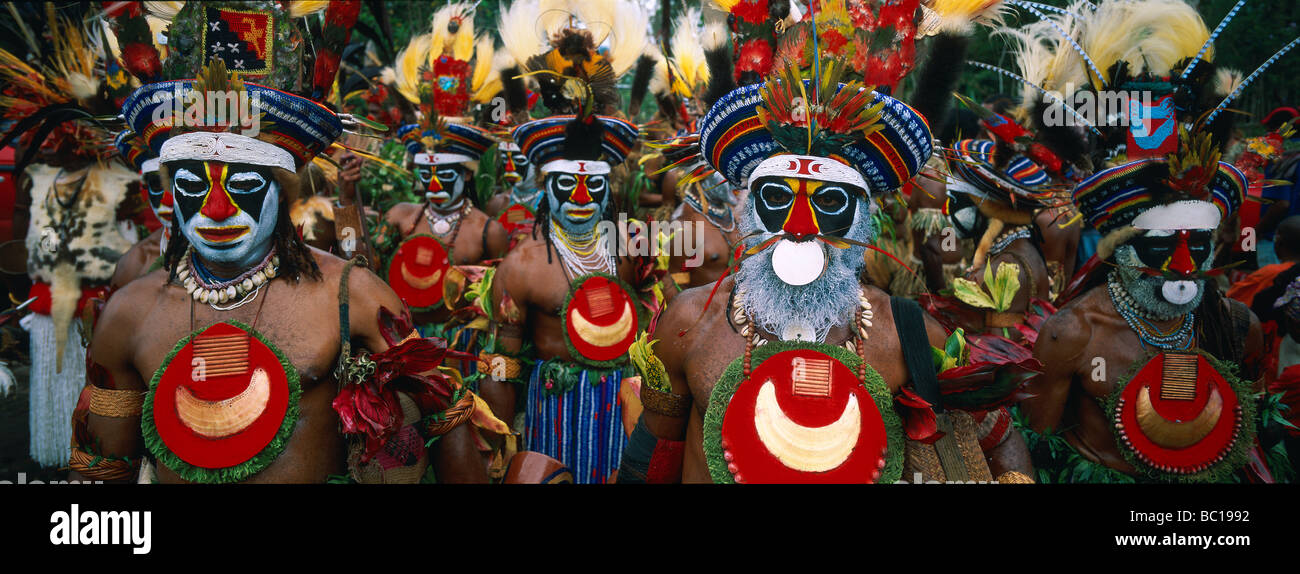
501 65 528 115
563 116 605 161
702 45 736 108
910 32 969 141
628 55 657 118
1028 101 1092 171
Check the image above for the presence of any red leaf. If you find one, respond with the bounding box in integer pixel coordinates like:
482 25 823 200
895 386 943 444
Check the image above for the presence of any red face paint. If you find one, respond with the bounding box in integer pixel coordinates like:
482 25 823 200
1166 229 1197 277
781 180 820 240
570 174 593 204
200 162 239 221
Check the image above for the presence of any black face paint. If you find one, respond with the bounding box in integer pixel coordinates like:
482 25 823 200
546 172 608 206
168 160 274 223
144 172 166 211
750 175 861 238
1129 230 1214 271
947 192 985 239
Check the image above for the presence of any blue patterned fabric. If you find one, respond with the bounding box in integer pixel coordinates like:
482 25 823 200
524 360 628 484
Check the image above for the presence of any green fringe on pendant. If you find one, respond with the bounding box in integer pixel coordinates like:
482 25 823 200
701 340 904 484
140 320 302 484
559 271 643 369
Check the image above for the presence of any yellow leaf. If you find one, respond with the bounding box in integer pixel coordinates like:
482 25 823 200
953 277 996 309
989 261 1022 312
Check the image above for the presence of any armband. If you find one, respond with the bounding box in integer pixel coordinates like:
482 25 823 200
640 384 691 418
477 351 524 382
88 386 146 418
975 407 1014 452
424 388 477 438
69 446 139 481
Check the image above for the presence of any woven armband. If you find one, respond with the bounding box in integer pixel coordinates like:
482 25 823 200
996 471 1035 484
640 384 691 418
477 351 525 383
424 388 476 438
69 446 139 481
88 386 146 418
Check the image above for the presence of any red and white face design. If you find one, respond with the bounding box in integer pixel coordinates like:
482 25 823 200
143 169 174 226
169 160 280 269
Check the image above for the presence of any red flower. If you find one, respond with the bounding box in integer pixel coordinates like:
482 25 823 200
848 2 877 29
732 0 771 26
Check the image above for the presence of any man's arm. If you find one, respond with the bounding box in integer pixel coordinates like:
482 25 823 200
345 264 489 483
478 249 532 431
1025 307 1090 435
70 285 148 482
616 289 700 483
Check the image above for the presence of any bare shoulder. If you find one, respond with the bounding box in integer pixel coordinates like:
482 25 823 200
1036 288 1099 360
384 202 421 226
94 268 172 374
654 276 731 355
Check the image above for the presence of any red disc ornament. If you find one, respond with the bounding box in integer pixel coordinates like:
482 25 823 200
1113 352 1243 475
562 274 639 363
720 348 889 483
497 204 536 235
150 322 294 470
387 234 451 309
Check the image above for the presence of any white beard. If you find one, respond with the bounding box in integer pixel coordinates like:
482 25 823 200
733 194 876 342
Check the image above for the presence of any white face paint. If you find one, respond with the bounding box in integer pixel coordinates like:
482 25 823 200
171 162 280 272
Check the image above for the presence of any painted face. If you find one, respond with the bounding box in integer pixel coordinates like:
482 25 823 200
546 171 609 234
500 150 529 185
143 170 174 226
751 175 861 240
169 160 279 270
1128 229 1214 278
415 163 467 207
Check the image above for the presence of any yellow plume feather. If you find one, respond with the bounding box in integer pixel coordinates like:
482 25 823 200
1079 0 1209 86
395 33 433 104
288 0 328 18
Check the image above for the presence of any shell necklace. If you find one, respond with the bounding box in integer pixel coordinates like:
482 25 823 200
424 200 470 238
179 246 279 311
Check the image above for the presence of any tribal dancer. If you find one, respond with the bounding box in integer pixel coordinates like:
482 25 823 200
1025 0 1292 482
70 1 501 484
380 4 508 323
110 132 172 289
618 0 1034 484
0 11 137 467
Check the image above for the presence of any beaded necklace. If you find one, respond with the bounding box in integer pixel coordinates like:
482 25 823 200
989 225 1032 257
1106 272 1195 351
424 200 469 240
549 219 616 278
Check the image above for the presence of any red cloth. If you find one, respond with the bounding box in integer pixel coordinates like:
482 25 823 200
27 281 111 316
1226 262 1295 306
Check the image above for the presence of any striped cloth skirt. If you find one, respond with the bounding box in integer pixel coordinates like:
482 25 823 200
524 360 627 484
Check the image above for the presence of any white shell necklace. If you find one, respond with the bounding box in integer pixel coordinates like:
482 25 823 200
178 247 279 311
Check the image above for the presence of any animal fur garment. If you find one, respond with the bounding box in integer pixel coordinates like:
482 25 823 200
25 162 134 366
